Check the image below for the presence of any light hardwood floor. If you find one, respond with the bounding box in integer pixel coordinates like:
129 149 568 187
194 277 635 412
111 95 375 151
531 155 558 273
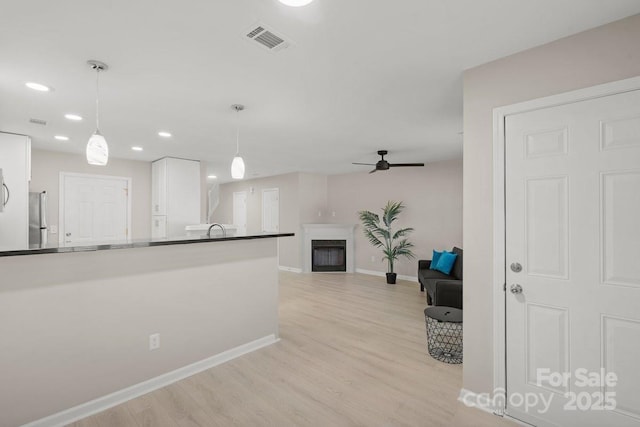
69 272 514 427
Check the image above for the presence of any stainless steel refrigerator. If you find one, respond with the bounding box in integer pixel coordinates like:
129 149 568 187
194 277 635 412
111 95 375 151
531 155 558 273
29 191 48 246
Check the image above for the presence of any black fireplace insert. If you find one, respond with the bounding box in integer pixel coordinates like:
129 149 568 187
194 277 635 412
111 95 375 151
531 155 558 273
311 239 347 272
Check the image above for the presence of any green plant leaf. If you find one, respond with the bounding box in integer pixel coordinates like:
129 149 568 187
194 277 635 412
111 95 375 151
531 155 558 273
359 201 414 274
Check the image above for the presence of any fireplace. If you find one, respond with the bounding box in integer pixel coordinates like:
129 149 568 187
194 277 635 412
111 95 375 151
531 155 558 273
301 224 355 273
311 239 347 272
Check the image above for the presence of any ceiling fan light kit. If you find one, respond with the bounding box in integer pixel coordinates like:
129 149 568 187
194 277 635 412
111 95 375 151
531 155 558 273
353 150 425 174
230 104 246 180
86 60 109 166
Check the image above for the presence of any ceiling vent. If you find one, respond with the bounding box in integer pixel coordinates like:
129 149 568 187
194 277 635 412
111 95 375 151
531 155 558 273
29 118 47 126
244 23 291 52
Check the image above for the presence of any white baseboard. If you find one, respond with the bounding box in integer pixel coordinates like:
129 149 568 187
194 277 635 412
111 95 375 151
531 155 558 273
278 266 302 273
458 388 533 426
458 388 499 415
355 268 418 283
23 334 279 427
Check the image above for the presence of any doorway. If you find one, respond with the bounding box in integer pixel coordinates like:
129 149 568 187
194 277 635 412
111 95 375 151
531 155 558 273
494 77 640 426
59 172 131 245
233 191 247 236
262 188 279 233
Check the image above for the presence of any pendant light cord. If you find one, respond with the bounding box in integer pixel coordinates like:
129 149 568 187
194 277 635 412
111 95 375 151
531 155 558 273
236 107 240 155
95 67 100 131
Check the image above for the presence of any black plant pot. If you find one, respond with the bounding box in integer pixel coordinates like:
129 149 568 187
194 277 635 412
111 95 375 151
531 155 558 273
386 273 397 284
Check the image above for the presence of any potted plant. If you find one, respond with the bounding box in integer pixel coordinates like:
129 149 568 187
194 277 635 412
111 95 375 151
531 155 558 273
358 201 415 284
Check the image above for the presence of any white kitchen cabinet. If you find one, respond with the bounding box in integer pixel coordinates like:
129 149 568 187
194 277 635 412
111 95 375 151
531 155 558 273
0 132 31 251
151 157 200 238
151 159 166 215
151 215 167 239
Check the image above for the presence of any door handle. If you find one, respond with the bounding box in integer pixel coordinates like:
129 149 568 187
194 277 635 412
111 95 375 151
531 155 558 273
66 232 71 237
510 262 522 273
510 284 523 294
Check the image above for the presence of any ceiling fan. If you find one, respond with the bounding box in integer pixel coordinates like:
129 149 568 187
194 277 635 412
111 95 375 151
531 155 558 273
353 150 424 174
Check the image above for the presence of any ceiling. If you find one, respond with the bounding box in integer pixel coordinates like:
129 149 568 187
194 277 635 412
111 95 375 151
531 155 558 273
1 1 639 182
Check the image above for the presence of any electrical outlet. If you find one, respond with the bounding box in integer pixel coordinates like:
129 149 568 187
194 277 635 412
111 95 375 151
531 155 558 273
50 225 58 234
371 255 375 263
332 211 336 217
149 333 160 350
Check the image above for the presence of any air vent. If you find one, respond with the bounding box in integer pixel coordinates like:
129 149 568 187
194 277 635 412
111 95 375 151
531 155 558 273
245 23 290 52
29 118 47 126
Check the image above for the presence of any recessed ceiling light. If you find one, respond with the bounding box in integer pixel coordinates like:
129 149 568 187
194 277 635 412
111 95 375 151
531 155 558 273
207 175 217 179
65 114 83 121
131 146 143 151
158 131 172 138
278 0 314 6
25 82 51 92
54 135 69 141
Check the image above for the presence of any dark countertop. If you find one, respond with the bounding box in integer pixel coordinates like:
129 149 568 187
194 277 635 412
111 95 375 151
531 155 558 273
0 233 295 257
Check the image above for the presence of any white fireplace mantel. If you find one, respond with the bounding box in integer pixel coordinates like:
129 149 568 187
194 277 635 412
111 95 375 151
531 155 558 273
301 224 356 273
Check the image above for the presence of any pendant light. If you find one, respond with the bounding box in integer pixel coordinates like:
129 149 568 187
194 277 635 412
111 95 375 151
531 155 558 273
86 60 109 166
230 104 246 180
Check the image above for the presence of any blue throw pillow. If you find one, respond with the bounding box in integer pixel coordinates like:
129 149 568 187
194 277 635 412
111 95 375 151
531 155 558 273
434 251 458 275
429 250 443 270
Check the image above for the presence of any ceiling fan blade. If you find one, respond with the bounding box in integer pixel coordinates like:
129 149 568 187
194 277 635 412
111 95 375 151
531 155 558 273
352 162 376 166
388 163 425 167
369 168 378 174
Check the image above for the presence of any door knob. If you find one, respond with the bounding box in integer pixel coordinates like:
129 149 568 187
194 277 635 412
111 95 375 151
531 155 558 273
510 262 522 273
510 284 523 294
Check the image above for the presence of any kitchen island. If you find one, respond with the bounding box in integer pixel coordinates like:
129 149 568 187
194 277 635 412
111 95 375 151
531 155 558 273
0 232 293 427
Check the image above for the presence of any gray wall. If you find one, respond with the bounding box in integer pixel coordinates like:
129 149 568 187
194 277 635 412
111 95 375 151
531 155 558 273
216 172 302 269
327 159 463 277
462 13 640 394
217 160 463 276
30 149 152 239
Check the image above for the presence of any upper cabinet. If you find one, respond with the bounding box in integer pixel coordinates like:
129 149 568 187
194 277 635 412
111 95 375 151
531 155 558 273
151 157 201 238
0 132 31 251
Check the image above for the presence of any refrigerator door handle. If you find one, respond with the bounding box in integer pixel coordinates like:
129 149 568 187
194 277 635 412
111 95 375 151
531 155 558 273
0 168 8 212
40 192 47 228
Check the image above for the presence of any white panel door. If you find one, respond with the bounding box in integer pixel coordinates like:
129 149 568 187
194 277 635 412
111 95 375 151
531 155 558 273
62 174 130 245
262 188 279 233
233 191 247 236
506 89 640 426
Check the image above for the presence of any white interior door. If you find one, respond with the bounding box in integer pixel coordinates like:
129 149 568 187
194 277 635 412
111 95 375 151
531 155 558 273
505 89 640 426
233 191 247 236
262 188 279 233
62 174 130 245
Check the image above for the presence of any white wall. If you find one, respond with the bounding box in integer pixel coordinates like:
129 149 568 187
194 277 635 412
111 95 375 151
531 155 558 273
30 149 152 239
463 13 640 394
0 239 279 426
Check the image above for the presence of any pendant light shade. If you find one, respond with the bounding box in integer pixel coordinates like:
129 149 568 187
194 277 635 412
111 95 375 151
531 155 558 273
86 60 109 166
86 130 109 166
231 155 245 179
230 104 245 180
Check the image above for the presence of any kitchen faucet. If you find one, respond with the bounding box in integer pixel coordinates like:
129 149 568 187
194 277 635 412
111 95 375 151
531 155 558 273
207 223 226 238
